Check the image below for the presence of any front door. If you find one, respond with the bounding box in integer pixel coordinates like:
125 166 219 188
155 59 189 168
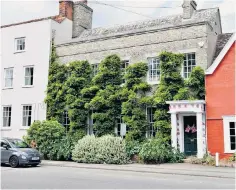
184 116 197 156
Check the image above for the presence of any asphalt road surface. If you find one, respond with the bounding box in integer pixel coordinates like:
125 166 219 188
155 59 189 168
1 165 235 189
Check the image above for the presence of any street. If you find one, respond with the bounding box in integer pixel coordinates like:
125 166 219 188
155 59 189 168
1 164 235 189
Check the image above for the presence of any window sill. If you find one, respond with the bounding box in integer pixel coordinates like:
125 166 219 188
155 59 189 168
22 85 34 88
1 128 12 131
2 87 13 90
19 127 29 130
14 50 26 54
147 80 160 85
224 150 236 154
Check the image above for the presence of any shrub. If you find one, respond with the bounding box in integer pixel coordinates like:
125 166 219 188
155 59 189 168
189 156 204 164
125 140 143 159
72 135 129 164
139 138 184 164
229 153 236 162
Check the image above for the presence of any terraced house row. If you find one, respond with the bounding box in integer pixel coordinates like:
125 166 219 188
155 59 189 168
1 0 235 159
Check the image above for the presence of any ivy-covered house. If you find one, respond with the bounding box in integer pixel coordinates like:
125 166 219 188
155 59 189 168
54 0 222 138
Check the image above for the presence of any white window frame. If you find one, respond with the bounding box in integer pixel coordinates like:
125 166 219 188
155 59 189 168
2 106 12 127
23 66 34 87
182 53 196 79
223 115 236 153
63 110 70 131
22 105 32 127
15 37 26 52
91 63 99 77
4 68 14 88
115 116 127 137
121 60 129 84
146 107 157 138
147 57 160 84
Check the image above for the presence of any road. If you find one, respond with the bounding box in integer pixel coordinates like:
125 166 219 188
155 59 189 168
1 165 235 189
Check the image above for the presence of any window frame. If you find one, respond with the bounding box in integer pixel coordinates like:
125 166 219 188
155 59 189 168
223 115 236 153
146 107 157 138
91 63 99 77
182 53 196 79
23 66 34 87
2 106 12 127
15 37 26 53
147 57 160 84
22 105 32 127
115 116 127 137
4 68 14 89
121 60 129 84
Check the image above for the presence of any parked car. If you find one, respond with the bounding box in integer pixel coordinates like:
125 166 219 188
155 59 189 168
1 137 41 168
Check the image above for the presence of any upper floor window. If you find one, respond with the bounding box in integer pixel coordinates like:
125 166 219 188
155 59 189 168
183 53 196 79
24 66 34 86
121 60 129 83
147 57 160 82
2 106 12 127
15 37 25 52
22 105 32 127
4 68 13 88
91 63 99 77
146 107 157 138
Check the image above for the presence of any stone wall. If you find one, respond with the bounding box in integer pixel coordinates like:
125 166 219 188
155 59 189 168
57 23 209 70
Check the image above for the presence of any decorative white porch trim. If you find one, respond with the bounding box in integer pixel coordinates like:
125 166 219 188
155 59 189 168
166 100 206 158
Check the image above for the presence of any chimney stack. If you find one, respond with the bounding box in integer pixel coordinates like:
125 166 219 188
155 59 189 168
182 0 197 19
59 1 73 21
72 1 93 38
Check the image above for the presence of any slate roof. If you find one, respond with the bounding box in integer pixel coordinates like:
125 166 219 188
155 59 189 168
212 33 234 61
58 7 220 45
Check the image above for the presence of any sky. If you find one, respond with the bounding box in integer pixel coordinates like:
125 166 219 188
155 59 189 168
1 0 235 33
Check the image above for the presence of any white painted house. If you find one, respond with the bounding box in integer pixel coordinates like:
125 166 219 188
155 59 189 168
0 1 74 138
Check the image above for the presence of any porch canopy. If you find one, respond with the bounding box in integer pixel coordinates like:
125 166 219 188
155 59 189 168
166 100 206 158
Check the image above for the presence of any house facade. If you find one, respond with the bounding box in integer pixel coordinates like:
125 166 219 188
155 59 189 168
0 1 74 138
205 33 235 159
56 0 222 137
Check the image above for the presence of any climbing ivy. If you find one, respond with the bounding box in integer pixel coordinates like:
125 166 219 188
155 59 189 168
121 62 152 141
85 55 123 136
63 60 92 132
45 41 67 123
174 66 205 100
153 52 185 142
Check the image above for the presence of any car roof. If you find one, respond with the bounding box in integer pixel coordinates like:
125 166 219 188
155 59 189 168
1 137 21 141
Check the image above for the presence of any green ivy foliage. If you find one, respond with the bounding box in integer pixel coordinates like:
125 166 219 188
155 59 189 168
154 52 184 142
85 55 123 136
174 66 205 100
121 62 152 141
63 60 92 132
45 41 67 123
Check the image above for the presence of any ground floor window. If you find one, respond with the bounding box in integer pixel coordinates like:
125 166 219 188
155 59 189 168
116 116 127 138
63 110 70 131
2 106 12 127
146 107 157 138
22 105 32 127
223 116 236 153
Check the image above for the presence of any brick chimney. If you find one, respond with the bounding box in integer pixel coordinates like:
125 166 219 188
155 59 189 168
182 0 197 19
59 1 74 21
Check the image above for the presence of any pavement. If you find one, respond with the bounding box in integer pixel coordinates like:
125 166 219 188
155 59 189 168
1 164 235 189
41 160 236 179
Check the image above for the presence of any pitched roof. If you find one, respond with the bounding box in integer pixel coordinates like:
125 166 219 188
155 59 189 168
58 8 220 45
206 33 235 75
1 15 64 29
212 33 233 61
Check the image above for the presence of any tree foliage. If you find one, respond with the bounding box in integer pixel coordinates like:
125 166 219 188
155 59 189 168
121 62 152 141
153 52 184 142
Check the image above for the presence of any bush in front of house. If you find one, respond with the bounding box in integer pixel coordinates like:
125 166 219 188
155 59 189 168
139 138 185 164
72 135 129 164
125 140 144 162
24 120 85 160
